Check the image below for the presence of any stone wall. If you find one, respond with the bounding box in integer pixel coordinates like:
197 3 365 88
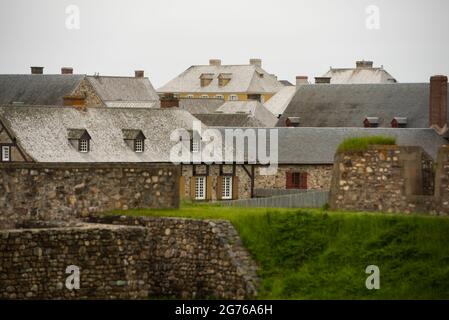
329 146 436 214
0 163 179 229
0 222 150 299
88 215 259 299
71 78 104 107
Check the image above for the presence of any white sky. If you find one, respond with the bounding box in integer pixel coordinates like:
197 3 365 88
1 0 448 87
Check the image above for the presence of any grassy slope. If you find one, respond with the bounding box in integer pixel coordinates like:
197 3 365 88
105 203 449 299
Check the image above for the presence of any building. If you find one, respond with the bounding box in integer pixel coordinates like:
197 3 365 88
277 76 449 130
158 59 285 103
0 67 160 108
321 60 397 84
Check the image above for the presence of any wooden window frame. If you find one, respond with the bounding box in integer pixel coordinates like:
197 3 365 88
195 176 207 200
286 171 308 190
79 139 90 153
134 139 144 153
1 145 11 162
222 176 233 200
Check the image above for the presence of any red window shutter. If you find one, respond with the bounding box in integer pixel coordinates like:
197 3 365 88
300 172 308 189
286 172 293 189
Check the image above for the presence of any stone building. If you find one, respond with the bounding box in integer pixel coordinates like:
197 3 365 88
179 127 447 202
321 60 397 84
158 58 285 103
0 67 160 108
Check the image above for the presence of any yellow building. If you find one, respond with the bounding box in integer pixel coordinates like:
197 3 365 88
158 59 285 103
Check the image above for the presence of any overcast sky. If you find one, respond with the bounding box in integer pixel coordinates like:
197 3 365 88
1 0 448 87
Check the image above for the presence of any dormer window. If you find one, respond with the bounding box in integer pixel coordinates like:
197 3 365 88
122 129 146 153
1 145 11 162
391 117 407 128
68 129 91 153
200 73 214 87
286 117 300 127
188 130 201 153
218 73 232 87
364 117 379 128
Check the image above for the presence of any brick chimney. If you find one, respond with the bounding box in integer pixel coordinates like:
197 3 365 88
61 67 73 75
356 60 374 68
296 76 309 86
249 59 262 68
135 70 144 78
429 75 448 131
315 77 331 84
31 66 44 74
160 93 179 108
209 59 222 66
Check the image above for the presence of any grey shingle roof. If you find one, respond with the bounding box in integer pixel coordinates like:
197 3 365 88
158 64 284 94
178 98 225 114
216 101 277 127
264 86 297 117
193 113 266 128
0 75 84 105
277 83 445 128
86 76 159 102
0 105 198 163
212 127 447 164
322 65 397 84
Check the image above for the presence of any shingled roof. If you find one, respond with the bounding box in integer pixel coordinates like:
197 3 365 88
0 105 198 162
178 98 225 114
322 61 397 84
277 83 445 128
215 101 277 127
0 75 84 105
192 113 266 127
158 63 284 94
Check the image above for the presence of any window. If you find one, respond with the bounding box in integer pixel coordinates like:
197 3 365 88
201 94 209 99
215 95 224 100
195 177 206 200
1 146 10 162
79 139 89 153
134 139 144 153
186 94 194 99
191 138 200 153
287 172 308 189
222 176 233 200
229 94 238 101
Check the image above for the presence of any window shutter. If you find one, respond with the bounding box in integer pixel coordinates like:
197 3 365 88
190 177 196 200
300 172 308 189
179 176 185 200
286 171 293 189
206 176 213 200
232 176 239 200
216 176 223 200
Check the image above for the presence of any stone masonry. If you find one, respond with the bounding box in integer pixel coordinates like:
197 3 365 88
0 163 179 229
88 215 259 299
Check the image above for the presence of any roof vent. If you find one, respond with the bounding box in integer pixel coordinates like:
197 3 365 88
391 117 407 128
61 67 73 75
364 117 379 128
286 117 300 127
356 60 374 68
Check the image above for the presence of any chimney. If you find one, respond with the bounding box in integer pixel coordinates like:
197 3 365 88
315 77 331 84
160 93 179 108
209 59 222 66
356 60 374 68
296 76 309 86
31 66 44 75
135 70 145 78
249 59 262 68
429 75 448 131
61 67 73 75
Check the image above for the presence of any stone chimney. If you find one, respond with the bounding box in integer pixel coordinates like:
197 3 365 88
356 60 374 68
429 75 448 131
249 59 262 68
209 59 222 66
315 77 331 84
160 93 179 108
31 66 44 74
61 67 73 75
135 70 145 78
296 76 309 86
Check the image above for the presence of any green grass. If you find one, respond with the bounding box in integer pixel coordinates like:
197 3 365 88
105 202 449 300
337 136 396 153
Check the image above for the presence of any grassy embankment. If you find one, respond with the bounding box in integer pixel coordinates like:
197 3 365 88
105 203 449 299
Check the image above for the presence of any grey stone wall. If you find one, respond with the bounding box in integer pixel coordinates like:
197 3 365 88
0 222 150 299
329 146 436 214
0 163 179 229
88 215 259 300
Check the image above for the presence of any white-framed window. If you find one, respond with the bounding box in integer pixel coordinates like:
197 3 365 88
79 139 89 153
195 176 206 200
191 138 200 153
186 94 194 99
222 176 233 200
134 139 144 153
1 146 11 162
201 94 209 99
229 94 238 101
215 94 224 100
